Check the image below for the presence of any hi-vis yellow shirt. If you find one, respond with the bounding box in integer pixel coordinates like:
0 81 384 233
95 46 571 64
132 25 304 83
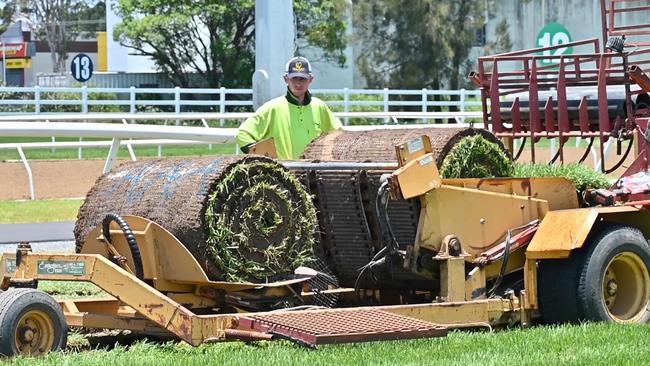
236 90 342 160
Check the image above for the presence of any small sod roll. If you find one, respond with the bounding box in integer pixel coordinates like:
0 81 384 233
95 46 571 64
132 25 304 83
74 155 317 282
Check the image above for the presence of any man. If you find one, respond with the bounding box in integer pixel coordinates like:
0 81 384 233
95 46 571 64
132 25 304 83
236 56 342 160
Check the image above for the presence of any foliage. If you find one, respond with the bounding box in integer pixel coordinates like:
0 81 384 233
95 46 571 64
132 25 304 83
4 0 106 73
514 163 611 191
113 0 347 88
440 135 514 178
352 0 511 93
40 91 123 113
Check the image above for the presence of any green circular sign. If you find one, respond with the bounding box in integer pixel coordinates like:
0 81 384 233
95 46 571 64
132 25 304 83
536 22 573 66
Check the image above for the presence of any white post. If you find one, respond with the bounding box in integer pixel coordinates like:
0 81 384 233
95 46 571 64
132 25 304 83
219 86 226 127
129 86 136 113
343 87 349 125
17 147 35 200
383 88 389 124
255 0 294 101
422 88 427 123
174 86 181 126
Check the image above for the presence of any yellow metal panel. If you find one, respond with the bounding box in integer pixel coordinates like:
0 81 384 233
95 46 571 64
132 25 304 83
395 135 433 166
524 259 538 309
97 31 107 71
443 177 579 211
382 298 518 328
393 153 441 199
440 257 465 302
247 138 277 158
526 206 640 259
484 248 526 278
465 267 486 300
418 186 548 256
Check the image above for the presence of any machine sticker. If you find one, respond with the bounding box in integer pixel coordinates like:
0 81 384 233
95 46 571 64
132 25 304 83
4 259 15 273
419 155 434 166
407 138 424 154
37 261 86 276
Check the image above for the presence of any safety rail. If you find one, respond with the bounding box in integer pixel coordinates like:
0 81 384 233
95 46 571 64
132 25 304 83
0 86 482 122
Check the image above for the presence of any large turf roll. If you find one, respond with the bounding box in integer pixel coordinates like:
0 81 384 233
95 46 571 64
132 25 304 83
302 127 508 168
74 155 317 282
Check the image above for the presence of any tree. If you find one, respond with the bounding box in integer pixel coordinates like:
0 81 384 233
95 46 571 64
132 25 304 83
0 0 105 73
352 0 511 91
113 0 348 88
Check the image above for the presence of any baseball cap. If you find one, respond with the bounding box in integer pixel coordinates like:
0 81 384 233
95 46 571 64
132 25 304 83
285 56 312 78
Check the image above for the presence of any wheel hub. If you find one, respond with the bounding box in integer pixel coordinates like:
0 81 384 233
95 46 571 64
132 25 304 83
18 326 35 343
602 252 650 321
606 279 618 297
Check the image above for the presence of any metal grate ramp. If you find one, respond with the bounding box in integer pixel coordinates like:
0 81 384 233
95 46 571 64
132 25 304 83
239 308 447 346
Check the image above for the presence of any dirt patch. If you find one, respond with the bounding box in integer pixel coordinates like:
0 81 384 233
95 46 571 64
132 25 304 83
0 144 635 201
1 159 128 200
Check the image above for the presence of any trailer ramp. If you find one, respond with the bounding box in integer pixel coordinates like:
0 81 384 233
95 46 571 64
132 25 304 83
239 308 447 346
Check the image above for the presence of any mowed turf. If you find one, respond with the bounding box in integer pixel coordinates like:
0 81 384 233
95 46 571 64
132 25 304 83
4 322 650 366
0 199 83 224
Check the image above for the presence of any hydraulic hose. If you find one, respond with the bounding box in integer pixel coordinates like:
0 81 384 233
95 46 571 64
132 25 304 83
102 213 144 280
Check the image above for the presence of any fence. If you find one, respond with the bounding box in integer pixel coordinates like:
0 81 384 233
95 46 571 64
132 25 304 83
0 86 483 123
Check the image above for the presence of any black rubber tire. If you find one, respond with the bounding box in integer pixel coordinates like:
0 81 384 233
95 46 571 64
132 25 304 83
537 256 581 324
577 225 650 323
0 288 67 357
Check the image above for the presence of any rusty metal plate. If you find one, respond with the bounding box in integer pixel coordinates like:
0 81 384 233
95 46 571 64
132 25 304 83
239 308 447 345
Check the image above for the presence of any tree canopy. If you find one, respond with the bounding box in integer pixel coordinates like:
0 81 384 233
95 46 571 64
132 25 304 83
0 0 105 73
113 0 348 88
352 0 511 90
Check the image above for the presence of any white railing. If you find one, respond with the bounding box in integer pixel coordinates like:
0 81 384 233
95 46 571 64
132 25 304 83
0 111 482 200
0 86 482 122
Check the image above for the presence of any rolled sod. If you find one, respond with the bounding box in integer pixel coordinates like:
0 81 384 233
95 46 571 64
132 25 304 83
302 127 509 169
439 134 514 178
74 155 317 282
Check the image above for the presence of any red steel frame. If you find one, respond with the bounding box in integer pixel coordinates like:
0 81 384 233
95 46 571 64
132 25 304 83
475 0 650 174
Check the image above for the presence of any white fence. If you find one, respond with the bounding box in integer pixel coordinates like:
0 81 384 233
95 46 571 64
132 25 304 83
0 86 482 121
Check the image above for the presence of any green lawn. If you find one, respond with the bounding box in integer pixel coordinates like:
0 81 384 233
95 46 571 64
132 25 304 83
4 322 649 365
0 199 83 224
0 137 238 161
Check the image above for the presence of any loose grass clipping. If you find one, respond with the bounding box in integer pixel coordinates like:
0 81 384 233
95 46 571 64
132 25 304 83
74 155 317 283
439 135 514 178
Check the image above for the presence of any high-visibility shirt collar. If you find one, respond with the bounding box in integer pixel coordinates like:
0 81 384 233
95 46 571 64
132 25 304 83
285 88 312 106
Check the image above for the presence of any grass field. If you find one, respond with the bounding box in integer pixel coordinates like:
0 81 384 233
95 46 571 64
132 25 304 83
0 199 83 224
0 137 237 161
3 322 649 365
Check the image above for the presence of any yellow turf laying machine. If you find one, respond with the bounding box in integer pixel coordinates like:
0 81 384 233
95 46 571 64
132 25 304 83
2 132 650 357
6 0 650 357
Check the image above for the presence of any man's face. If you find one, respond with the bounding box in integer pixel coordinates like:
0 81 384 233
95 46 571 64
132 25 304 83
284 75 313 98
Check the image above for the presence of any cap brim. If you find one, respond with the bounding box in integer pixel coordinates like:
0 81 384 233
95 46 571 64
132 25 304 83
286 72 311 79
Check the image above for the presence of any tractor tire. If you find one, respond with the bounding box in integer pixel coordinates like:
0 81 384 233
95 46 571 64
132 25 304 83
537 256 582 324
0 288 67 357
577 225 650 323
